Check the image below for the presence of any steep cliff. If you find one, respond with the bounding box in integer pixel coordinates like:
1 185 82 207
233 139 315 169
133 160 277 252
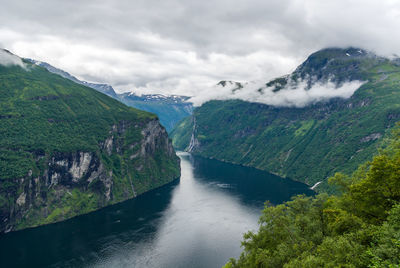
0 50 180 233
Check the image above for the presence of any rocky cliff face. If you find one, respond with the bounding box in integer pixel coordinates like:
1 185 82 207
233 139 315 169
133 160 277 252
0 119 180 233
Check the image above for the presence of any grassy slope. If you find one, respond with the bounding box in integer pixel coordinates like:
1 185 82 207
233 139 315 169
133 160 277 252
170 115 194 149
172 52 400 191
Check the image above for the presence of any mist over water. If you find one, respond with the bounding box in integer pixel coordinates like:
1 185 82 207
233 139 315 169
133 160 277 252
0 153 313 268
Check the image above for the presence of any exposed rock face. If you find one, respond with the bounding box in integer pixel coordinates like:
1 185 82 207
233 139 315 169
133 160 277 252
360 133 382 143
0 119 180 233
141 120 173 156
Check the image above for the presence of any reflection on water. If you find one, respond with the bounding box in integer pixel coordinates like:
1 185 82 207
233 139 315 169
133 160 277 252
0 153 313 268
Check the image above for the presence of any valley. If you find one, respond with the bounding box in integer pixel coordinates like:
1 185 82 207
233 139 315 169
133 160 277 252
1 47 400 267
2 1 400 266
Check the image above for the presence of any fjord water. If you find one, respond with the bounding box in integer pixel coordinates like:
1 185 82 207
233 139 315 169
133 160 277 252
0 153 313 268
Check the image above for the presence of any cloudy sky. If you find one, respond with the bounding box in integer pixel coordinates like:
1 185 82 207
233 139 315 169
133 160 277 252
1 0 400 96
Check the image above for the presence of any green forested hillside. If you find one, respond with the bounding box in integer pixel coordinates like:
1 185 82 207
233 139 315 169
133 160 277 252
0 52 180 232
171 48 400 191
27 59 193 132
225 127 400 267
0 62 150 179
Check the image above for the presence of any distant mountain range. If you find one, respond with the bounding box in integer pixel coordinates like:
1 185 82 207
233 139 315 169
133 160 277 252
118 93 192 132
26 59 193 132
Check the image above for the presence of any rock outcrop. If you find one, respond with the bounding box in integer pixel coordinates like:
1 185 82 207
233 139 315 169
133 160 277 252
0 119 179 233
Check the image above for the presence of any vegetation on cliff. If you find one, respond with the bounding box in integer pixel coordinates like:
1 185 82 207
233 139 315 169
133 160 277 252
225 127 400 267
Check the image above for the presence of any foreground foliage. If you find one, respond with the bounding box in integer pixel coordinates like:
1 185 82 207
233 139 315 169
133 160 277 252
225 129 400 267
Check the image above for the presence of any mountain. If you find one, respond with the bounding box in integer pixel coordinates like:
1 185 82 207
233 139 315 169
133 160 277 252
118 93 193 132
217 80 245 91
27 59 193 131
171 47 400 192
0 50 180 233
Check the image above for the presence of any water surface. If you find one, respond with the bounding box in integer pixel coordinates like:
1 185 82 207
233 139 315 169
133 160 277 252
0 153 313 267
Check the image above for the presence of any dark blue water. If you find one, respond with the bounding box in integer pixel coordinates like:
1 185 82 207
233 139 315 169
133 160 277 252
0 153 313 268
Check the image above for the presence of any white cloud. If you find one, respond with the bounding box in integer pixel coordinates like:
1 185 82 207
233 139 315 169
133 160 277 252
189 80 365 107
0 49 25 68
2 30 297 95
0 0 398 100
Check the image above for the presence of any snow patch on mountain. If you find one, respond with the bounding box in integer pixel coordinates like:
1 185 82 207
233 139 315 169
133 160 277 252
127 92 190 103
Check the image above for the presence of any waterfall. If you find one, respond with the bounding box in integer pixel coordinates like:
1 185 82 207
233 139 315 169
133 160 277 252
187 115 199 152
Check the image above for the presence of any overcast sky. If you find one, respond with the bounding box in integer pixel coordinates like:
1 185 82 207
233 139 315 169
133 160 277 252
1 0 400 96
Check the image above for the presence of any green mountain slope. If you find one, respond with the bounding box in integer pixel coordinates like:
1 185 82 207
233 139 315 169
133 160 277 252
0 50 180 233
27 59 193 132
171 48 400 191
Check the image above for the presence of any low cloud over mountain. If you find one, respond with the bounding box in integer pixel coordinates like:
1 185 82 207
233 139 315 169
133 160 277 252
0 49 25 68
189 80 365 107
